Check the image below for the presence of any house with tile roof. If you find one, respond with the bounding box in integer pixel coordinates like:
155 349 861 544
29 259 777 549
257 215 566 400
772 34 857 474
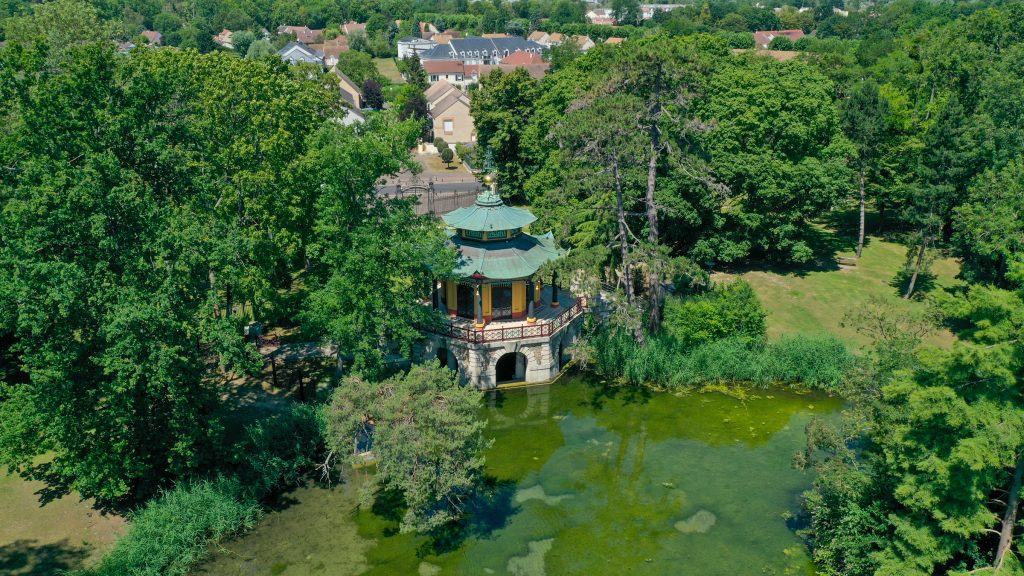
420 36 545 66
428 83 473 143
277 25 324 44
753 29 805 49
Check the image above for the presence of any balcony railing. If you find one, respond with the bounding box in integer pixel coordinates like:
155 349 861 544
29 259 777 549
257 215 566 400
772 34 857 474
424 297 586 343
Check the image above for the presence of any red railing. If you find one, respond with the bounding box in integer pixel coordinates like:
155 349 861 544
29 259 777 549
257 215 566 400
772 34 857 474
425 297 586 343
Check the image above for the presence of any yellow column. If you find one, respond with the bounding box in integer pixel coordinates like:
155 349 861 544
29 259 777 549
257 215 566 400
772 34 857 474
445 281 457 316
482 283 492 321
512 280 526 319
534 279 543 306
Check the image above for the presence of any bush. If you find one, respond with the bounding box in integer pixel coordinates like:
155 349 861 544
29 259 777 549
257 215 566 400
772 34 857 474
80 404 325 576
433 137 448 151
662 280 767 349
83 478 260 576
589 328 854 393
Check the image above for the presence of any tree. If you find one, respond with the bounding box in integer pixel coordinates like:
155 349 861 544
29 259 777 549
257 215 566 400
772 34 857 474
362 78 384 110
348 29 370 52
952 161 1024 288
470 68 541 200
840 79 895 258
300 116 454 377
325 364 490 532
700 54 853 264
767 36 794 50
231 30 256 55
397 84 430 141
611 0 642 27
441 146 454 168
3 0 112 61
547 39 582 72
245 39 274 58
400 54 428 89
716 13 748 33
334 50 381 86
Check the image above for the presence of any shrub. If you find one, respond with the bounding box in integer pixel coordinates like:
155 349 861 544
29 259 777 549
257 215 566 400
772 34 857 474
663 280 767 349
83 478 260 576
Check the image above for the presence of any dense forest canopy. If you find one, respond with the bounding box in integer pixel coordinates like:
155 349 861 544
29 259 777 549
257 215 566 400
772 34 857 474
2 0 1024 574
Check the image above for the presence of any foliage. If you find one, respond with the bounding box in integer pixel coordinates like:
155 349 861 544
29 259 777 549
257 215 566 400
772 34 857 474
334 49 383 86
663 280 766 349
299 117 454 379
363 78 384 110
325 364 491 533
470 68 540 199
952 161 1024 288
81 478 261 576
585 329 855 393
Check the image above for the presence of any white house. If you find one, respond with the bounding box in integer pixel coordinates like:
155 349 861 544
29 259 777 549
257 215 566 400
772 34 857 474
398 36 438 59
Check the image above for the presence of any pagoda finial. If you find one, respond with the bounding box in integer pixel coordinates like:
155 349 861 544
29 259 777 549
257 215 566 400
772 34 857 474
475 173 503 207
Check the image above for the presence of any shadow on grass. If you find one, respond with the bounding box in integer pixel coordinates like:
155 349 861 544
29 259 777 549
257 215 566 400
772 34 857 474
716 220 859 279
889 269 938 300
0 539 90 576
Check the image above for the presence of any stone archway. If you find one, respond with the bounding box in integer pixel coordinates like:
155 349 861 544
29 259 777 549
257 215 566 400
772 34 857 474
495 351 527 384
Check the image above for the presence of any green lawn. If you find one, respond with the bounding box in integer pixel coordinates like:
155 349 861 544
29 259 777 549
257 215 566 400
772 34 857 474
0 469 125 574
372 57 405 84
715 233 961 349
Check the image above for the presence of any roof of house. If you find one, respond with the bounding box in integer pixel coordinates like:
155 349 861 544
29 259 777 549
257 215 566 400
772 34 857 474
574 35 595 48
424 60 466 74
731 48 802 62
548 32 565 43
527 31 548 42
278 41 323 63
501 51 545 65
277 25 323 44
212 28 233 46
426 79 457 102
475 63 550 80
341 21 366 35
753 29 805 48
141 30 162 44
605 36 625 44
421 36 545 60
482 33 511 38
430 88 470 116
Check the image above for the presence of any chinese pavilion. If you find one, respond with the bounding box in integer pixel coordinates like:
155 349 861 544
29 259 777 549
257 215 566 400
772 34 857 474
421 175 585 389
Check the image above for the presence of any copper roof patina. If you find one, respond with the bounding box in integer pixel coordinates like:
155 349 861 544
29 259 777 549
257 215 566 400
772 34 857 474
443 176 562 279
449 230 562 280
441 188 537 232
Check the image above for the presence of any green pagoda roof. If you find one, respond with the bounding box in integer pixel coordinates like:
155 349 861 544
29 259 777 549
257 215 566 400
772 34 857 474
441 188 537 232
449 230 562 280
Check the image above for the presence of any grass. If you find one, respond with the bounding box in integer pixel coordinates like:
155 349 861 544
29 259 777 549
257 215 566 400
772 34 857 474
0 469 125 574
373 58 405 84
418 152 470 174
714 216 961 349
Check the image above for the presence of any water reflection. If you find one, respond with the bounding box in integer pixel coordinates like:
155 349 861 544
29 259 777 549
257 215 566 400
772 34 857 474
198 376 840 576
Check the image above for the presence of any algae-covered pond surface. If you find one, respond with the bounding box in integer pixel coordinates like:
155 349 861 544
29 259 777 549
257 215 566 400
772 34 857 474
198 375 841 576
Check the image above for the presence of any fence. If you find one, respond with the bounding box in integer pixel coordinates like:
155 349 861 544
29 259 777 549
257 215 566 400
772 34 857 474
377 181 480 216
425 297 586 343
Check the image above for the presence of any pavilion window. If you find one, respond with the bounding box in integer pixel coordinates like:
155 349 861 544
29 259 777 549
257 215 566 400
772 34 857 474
486 230 506 240
491 281 513 320
463 229 483 240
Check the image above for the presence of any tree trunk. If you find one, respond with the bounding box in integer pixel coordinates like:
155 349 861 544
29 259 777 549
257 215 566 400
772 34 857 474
857 168 866 259
903 236 928 300
225 284 233 318
612 160 634 306
645 67 663 335
995 452 1024 571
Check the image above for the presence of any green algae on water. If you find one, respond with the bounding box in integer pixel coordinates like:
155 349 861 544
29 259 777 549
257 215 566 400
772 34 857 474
197 374 840 576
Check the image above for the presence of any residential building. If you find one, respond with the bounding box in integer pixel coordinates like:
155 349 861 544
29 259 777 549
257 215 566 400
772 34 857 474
420 21 439 39
141 30 162 45
753 29 805 49
212 28 234 49
419 36 544 65
424 59 467 85
341 21 366 35
276 25 324 44
331 66 363 109
586 8 616 25
419 175 584 388
398 36 438 59
500 51 546 66
526 31 565 48
574 35 596 51
310 35 349 67
605 36 625 44
640 4 685 19
428 83 473 143
277 41 324 65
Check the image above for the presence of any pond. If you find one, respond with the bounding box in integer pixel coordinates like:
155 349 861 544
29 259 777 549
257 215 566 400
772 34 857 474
197 375 841 576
